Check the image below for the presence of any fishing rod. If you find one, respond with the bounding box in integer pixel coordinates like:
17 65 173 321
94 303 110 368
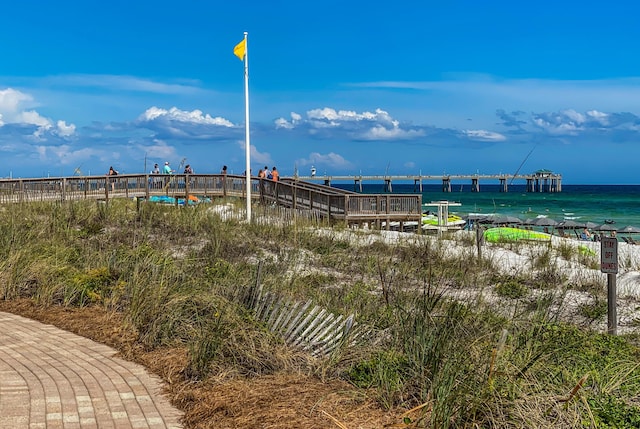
510 145 537 185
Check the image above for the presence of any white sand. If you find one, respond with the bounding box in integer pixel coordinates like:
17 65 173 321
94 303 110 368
319 227 640 335
209 203 640 335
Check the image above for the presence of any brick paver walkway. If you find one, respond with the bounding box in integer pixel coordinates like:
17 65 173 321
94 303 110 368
0 312 183 428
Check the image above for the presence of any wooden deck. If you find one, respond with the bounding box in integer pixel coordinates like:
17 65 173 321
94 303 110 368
0 174 422 229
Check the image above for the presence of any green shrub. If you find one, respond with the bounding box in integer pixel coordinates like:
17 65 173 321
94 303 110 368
66 266 116 306
495 277 529 299
587 395 640 428
578 300 608 323
531 248 552 270
348 350 408 409
556 241 576 261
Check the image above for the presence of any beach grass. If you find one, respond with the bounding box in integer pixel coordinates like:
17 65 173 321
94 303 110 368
0 199 639 428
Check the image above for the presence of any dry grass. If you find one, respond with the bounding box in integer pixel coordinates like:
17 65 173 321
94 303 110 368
175 374 397 429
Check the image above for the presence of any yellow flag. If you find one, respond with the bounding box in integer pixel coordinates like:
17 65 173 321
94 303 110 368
233 39 246 60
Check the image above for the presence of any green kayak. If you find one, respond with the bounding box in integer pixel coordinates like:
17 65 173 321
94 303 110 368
484 227 551 242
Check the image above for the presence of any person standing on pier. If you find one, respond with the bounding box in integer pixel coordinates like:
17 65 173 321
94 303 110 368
220 165 228 196
150 163 160 189
162 161 174 189
107 166 118 191
163 161 174 174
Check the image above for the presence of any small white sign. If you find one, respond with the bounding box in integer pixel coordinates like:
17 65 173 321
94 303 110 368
601 237 618 274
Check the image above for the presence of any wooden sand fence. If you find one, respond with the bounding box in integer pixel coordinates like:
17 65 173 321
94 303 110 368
243 262 370 359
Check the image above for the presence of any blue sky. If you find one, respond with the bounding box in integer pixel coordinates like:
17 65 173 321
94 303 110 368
2 1 640 183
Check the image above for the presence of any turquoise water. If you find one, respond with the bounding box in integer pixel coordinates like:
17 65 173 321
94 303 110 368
334 184 640 228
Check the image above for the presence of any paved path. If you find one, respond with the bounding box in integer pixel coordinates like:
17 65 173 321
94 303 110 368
0 312 183 428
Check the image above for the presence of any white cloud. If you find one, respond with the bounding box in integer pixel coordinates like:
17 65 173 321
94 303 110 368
136 139 179 163
360 124 425 140
348 76 640 133
275 107 422 141
249 143 273 166
275 118 292 129
35 144 103 167
232 140 273 167
462 129 507 141
139 106 234 127
306 107 396 126
0 88 76 139
20 110 51 127
532 116 581 135
586 109 609 126
529 109 626 136
56 120 76 137
0 88 35 113
297 152 353 169
275 112 303 129
562 109 585 124
26 113 77 141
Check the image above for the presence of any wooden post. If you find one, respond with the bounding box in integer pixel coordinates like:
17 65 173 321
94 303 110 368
607 273 617 335
185 174 190 202
476 225 483 260
600 236 618 335
293 180 297 210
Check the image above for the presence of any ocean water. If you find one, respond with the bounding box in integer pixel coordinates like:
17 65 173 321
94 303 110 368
333 184 640 228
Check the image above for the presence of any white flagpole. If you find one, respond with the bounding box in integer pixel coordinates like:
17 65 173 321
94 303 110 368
242 32 251 222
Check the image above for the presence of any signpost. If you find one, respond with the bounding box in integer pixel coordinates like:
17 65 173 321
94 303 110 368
600 237 618 335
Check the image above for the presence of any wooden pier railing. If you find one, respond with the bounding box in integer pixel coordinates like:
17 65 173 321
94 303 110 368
0 174 246 203
296 172 563 193
0 174 422 229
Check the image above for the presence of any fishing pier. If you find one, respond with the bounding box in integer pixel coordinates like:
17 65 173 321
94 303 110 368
298 170 562 193
0 169 561 232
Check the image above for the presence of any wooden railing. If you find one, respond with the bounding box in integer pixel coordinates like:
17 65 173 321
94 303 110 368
0 174 251 203
0 174 422 227
265 178 422 226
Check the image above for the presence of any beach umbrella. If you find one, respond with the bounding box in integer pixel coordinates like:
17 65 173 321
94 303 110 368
584 221 599 229
476 215 498 224
531 217 559 227
618 225 640 234
464 213 489 222
557 220 586 229
594 223 618 232
490 215 523 225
